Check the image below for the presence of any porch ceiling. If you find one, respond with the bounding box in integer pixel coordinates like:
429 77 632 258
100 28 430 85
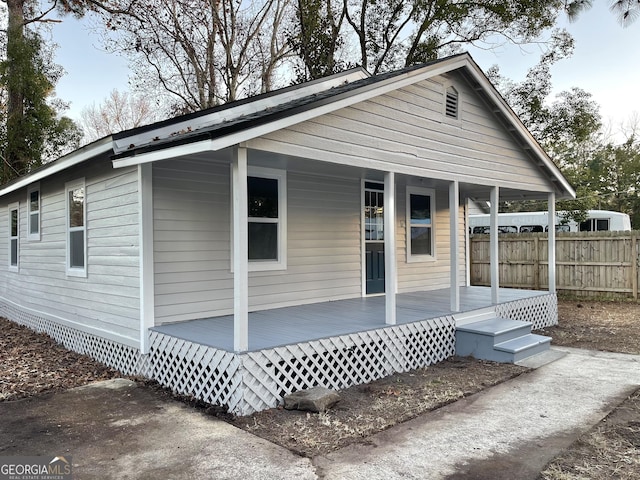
459 183 556 202
175 147 560 200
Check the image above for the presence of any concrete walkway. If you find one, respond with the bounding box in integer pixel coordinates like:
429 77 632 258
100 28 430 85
314 347 640 479
1 347 639 479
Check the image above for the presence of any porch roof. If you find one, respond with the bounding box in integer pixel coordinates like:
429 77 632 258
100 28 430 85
110 53 574 200
151 287 547 352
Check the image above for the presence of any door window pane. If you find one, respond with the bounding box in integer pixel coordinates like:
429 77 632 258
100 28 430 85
365 188 384 241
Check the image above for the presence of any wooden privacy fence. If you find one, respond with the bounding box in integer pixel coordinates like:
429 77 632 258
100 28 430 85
470 231 640 299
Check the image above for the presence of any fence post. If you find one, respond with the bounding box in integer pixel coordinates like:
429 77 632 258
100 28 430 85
633 231 638 301
534 236 540 290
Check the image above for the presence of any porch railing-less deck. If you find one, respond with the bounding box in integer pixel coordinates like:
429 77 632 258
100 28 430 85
147 287 556 415
151 287 549 351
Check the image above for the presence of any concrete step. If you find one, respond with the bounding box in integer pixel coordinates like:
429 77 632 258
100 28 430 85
455 316 552 364
456 318 532 344
495 334 552 363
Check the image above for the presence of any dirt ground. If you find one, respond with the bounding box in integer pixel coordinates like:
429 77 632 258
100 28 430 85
229 357 528 456
540 300 640 355
535 299 640 480
0 318 120 401
1 299 639 477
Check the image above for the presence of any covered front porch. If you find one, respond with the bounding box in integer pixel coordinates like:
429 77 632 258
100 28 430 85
152 286 552 351
147 287 556 415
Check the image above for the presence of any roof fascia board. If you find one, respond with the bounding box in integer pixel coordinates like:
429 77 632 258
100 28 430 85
113 56 469 169
0 138 113 198
114 138 216 168
462 61 576 199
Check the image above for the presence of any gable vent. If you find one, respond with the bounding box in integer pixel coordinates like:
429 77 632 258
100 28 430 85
445 87 459 119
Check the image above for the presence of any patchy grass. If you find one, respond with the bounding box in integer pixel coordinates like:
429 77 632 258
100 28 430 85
535 300 640 480
539 389 640 480
536 301 640 355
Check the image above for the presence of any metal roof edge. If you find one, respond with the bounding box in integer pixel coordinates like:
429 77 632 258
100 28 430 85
112 67 372 154
0 137 114 198
112 54 471 167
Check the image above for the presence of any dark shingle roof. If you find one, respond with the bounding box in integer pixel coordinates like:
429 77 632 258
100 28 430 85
114 55 463 159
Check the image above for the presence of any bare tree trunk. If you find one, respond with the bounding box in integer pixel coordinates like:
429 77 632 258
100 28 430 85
5 0 27 178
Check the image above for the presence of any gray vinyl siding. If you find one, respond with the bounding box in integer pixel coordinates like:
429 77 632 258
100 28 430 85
153 159 232 323
396 188 466 292
250 73 552 193
153 159 362 324
0 159 141 346
250 173 361 308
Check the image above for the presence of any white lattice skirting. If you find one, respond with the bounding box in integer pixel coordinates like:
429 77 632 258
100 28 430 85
1 293 556 416
149 316 456 415
0 301 149 376
495 293 558 330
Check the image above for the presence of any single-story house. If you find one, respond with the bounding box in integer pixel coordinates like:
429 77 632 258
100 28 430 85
0 53 574 414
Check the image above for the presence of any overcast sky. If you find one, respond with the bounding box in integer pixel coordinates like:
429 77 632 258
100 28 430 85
51 2 639 141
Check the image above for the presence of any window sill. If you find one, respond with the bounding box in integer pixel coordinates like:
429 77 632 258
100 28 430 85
66 268 87 278
231 261 288 273
249 260 287 272
406 255 437 264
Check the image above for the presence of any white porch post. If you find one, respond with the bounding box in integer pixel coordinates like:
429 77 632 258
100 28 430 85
138 163 155 354
548 192 557 294
449 181 460 311
384 171 397 325
232 146 249 352
490 186 499 304
464 196 471 287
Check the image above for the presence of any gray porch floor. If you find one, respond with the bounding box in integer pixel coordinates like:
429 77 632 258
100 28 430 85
151 286 548 352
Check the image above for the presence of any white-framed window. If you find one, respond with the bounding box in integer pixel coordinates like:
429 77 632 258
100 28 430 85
444 85 460 120
66 179 87 277
8 202 19 272
27 183 40 241
246 167 287 271
406 186 435 262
